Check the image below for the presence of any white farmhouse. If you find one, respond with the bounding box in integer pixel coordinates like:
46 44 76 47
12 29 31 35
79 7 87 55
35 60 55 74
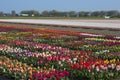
104 16 110 19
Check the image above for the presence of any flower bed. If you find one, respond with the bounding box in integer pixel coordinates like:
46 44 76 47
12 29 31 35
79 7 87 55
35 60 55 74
0 25 120 80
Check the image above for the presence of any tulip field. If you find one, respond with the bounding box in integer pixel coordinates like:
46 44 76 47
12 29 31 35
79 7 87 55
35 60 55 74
0 25 120 80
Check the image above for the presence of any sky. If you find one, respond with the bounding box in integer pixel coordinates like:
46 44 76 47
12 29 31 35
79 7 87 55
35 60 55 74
0 0 120 13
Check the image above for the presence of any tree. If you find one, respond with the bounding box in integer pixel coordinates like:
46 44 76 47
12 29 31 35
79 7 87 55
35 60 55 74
41 10 50 17
20 10 39 16
49 10 59 17
78 11 90 17
0 11 4 16
99 11 106 17
106 10 120 17
11 10 16 16
91 11 101 17
68 11 76 17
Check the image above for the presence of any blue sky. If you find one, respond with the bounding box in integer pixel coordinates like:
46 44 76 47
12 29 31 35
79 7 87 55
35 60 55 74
0 0 120 13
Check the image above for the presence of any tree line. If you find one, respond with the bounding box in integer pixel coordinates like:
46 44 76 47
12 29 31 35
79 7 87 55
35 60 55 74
0 10 120 18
